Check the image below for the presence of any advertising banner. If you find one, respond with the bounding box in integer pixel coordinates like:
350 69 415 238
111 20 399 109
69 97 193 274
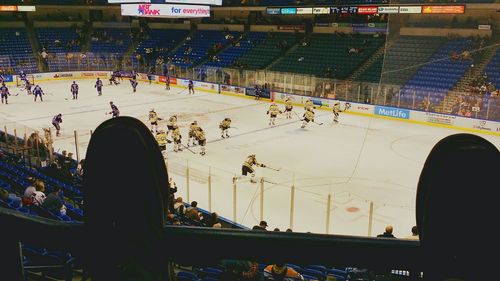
357 6 378 15
399 6 422 14
375 106 410 119
378 6 399 14
422 5 465 14
221 85 245 95
121 4 210 18
1 75 14 83
296 8 313 15
313 7 330 14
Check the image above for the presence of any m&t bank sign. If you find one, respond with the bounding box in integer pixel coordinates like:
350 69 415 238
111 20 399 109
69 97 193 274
375 106 410 119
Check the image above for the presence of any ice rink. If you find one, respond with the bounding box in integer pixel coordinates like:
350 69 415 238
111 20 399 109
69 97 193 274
2 79 499 237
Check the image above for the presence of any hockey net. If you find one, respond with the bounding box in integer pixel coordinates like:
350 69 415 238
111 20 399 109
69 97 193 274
16 75 35 87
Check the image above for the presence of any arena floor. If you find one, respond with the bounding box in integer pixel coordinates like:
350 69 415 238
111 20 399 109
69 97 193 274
2 79 499 237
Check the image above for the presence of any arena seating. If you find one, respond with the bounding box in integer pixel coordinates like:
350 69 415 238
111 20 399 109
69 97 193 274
400 38 473 108
0 28 38 73
133 29 189 64
485 49 500 90
234 32 298 70
356 56 383 83
90 28 131 54
269 34 385 79
202 32 267 68
380 36 446 86
36 28 81 53
171 30 240 67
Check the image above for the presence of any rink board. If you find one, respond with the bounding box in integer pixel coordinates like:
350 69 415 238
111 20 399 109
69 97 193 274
13 71 500 136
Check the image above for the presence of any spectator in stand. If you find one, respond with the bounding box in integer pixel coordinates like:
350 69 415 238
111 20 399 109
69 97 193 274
0 187 9 201
405 226 419 240
173 197 185 215
285 228 292 232
263 263 304 281
42 186 66 216
205 212 222 228
23 179 46 206
186 201 202 221
377 225 396 238
221 260 259 281
273 228 280 232
252 220 268 231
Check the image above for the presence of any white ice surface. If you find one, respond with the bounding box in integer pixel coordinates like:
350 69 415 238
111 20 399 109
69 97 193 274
1 80 499 237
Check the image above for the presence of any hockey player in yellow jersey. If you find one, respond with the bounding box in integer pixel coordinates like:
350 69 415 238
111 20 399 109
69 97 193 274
149 109 162 133
240 154 266 183
195 127 207 155
167 115 177 136
267 103 282 125
171 125 183 152
155 130 170 158
304 99 314 111
219 118 232 138
301 108 315 129
284 98 293 119
332 102 341 123
188 121 200 146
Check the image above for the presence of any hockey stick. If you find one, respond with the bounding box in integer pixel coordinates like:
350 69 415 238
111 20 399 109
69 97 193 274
313 120 324 126
293 111 302 120
264 165 281 172
180 143 197 154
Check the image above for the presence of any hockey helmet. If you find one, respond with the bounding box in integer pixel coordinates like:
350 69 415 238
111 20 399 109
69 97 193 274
109 101 113 104
193 120 197 124
334 102 340 106
157 130 165 134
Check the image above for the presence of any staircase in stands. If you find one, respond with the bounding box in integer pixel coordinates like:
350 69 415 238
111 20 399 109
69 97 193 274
439 43 500 114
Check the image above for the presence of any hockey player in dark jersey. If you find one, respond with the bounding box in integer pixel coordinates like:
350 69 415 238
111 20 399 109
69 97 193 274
1 83 10 104
188 80 194 95
165 75 170 90
26 80 32 95
33 85 44 102
108 101 120 118
109 72 119 85
95 78 103 96
130 77 138 93
52 113 63 136
70 81 79 100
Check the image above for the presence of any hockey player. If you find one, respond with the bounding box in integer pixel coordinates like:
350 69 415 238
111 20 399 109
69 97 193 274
172 125 183 152
148 109 162 133
165 75 170 90
284 98 293 119
108 101 120 118
167 115 177 136
19 71 27 84
301 107 315 129
1 83 10 104
267 102 282 126
332 102 341 123
109 72 118 85
219 118 231 138
155 129 170 158
52 113 63 137
240 154 266 183
304 98 314 111
70 81 79 100
194 127 206 155
188 80 194 95
26 80 32 95
254 85 261 100
187 121 199 146
130 77 138 93
33 85 44 102
95 78 103 96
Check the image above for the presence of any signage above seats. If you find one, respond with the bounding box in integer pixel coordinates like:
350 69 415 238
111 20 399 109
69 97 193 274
121 3 210 18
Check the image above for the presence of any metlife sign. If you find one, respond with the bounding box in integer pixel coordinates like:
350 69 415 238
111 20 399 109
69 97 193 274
375 106 410 119
121 3 210 18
